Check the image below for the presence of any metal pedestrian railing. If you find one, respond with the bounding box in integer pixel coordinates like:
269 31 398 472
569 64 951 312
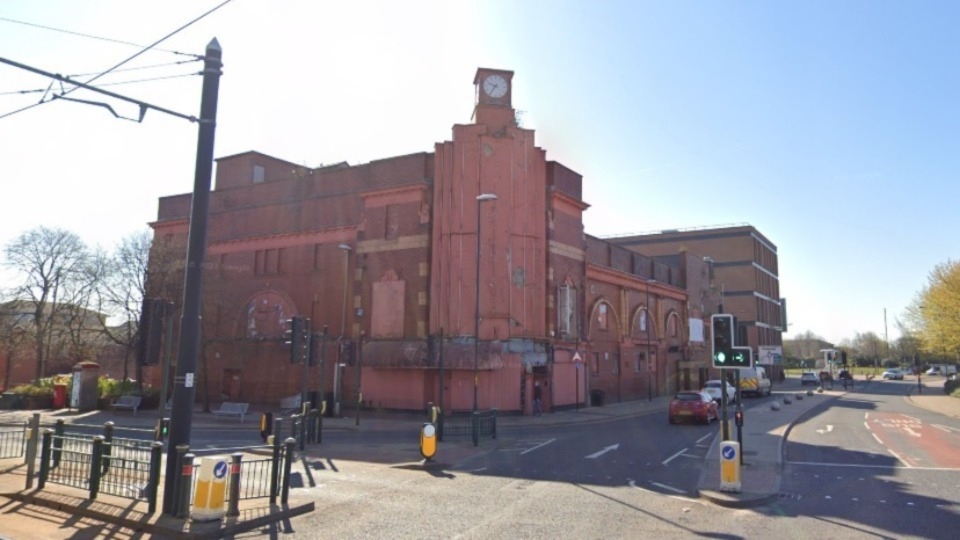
0 421 27 459
438 409 498 446
26 414 301 516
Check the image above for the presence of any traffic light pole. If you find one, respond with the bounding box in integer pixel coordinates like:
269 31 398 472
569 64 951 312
302 321 312 413
162 39 222 516
720 370 730 440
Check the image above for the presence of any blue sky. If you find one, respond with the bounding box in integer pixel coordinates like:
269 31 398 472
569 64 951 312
1 1 957 345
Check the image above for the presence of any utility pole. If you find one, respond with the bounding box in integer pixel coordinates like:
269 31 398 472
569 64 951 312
162 39 222 515
883 307 889 375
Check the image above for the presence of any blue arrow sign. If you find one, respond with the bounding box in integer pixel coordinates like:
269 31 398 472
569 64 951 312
214 460 228 479
721 445 737 461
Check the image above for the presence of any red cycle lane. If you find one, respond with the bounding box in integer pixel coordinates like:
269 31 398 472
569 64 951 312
865 411 960 469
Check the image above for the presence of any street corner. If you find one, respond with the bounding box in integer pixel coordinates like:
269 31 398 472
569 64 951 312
697 488 780 508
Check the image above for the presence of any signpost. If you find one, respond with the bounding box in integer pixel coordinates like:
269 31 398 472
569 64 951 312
573 351 582 412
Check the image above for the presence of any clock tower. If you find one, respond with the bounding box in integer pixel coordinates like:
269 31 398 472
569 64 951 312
473 68 515 131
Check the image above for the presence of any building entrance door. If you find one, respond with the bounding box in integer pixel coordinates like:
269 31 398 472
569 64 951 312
222 369 241 401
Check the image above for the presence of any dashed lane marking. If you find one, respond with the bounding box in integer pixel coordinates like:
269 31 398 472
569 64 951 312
662 447 688 466
520 438 555 455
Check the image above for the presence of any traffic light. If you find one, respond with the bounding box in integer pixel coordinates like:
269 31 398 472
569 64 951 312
285 316 305 364
841 350 848 367
729 346 752 368
154 417 170 441
734 409 744 427
711 314 735 368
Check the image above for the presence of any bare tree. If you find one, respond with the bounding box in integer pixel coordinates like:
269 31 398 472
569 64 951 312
97 231 152 381
3 227 95 381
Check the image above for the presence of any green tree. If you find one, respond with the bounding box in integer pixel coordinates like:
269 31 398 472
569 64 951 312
912 260 960 360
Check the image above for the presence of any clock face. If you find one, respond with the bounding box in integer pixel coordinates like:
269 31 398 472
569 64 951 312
482 74 508 98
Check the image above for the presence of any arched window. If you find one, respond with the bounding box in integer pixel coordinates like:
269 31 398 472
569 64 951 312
597 303 609 331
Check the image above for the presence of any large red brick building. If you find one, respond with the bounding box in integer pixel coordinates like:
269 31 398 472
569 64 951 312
146 68 722 414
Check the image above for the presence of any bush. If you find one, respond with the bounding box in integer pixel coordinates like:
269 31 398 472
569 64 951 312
8 383 54 397
944 378 960 397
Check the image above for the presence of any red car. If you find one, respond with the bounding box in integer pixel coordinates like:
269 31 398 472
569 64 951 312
668 391 719 424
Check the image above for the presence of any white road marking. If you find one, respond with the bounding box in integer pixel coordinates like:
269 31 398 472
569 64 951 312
695 433 713 444
865 412 870 420
816 424 834 434
584 443 619 459
887 449 912 468
627 480 700 502
520 438 556 455
662 447 688 466
650 481 686 494
933 424 959 433
872 433 884 445
900 414 921 422
902 426 921 438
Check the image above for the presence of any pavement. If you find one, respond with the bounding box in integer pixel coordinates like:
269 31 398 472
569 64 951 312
1 376 958 538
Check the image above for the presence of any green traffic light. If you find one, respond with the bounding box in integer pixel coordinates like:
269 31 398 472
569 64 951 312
716 352 726 363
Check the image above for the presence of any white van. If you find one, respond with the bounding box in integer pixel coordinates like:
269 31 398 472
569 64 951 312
737 366 772 397
926 364 958 376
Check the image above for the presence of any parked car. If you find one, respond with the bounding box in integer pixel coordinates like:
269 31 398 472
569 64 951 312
702 380 737 403
882 368 904 380
668 391 719 425
800 372 819 386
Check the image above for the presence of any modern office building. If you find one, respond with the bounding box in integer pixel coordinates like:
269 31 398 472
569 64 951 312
608 225 785 379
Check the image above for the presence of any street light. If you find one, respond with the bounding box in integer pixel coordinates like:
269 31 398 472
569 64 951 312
645 279 656 402
334 243 351 417
473 193 497 421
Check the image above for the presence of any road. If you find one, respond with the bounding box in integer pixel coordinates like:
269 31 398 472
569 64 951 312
251 380 959 539
774 378 960 539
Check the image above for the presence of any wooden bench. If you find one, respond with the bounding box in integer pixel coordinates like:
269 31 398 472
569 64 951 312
212 402 249 423
111 395 142 416
279 394 301 415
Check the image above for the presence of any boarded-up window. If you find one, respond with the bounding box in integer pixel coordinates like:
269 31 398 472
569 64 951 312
597 303 609 331
557 285 577 338
385 204 400 240
371 272 405 338
255 249 281 275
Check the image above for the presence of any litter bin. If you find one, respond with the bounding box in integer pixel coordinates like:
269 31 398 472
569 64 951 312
324 392 335 417
0 392 22 410
52 384 67 409
590 389 605 407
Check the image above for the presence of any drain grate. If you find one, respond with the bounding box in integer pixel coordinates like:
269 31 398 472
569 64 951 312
779 492 803 500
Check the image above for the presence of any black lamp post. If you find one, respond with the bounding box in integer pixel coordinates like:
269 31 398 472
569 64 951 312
335 243 351 417
473 193 497 419
645 279 656 401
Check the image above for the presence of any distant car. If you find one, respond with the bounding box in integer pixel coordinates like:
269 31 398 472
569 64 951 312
668 391 719 425
819 371 833 382
882 368 904 380
800 372 819 386
702 380 737 403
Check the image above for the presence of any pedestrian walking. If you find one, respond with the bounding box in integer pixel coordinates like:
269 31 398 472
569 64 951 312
533 381 543 416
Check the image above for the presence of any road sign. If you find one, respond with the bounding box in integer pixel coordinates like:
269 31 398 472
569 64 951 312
719 441 741 492
572 352 582 363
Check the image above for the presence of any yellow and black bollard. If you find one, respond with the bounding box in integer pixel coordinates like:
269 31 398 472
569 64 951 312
420 423 437 462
